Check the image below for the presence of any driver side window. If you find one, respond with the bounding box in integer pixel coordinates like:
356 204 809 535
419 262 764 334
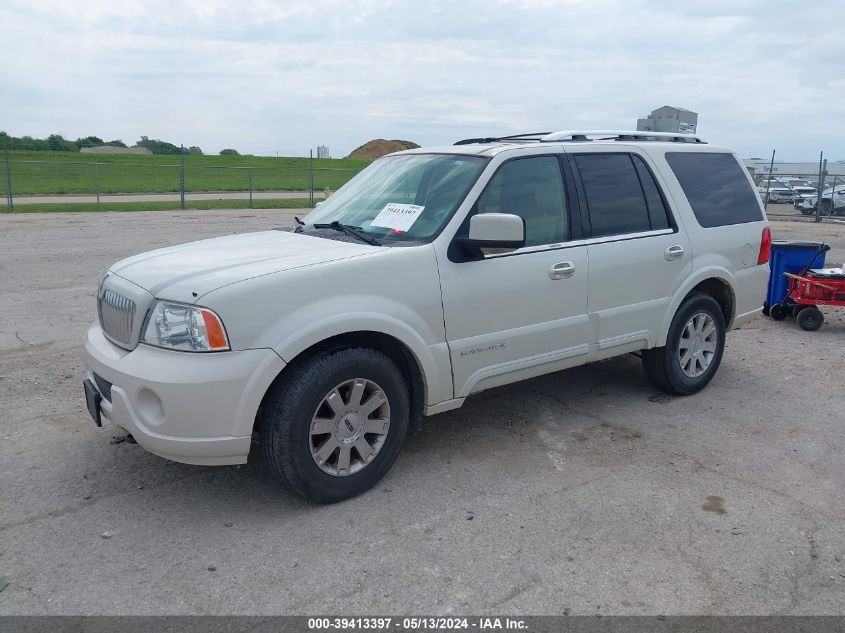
476 155 569 247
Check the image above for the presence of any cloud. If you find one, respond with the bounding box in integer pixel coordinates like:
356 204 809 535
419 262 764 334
0 0 842 159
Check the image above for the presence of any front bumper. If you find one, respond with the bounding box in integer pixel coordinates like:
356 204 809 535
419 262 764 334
83 324 286 465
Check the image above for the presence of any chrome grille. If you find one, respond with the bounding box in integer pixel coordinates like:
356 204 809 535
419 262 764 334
99 289 136 346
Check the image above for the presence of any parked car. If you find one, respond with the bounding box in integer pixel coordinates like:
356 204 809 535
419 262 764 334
83 130 770 502
757 178 795 203
780 178 816 196
794 184 845 215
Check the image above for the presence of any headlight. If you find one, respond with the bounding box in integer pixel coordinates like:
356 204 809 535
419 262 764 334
97 269 110 297
142 302 230 352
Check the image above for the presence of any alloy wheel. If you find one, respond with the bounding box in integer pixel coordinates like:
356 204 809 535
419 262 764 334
309 378 391 476
678 312 718 378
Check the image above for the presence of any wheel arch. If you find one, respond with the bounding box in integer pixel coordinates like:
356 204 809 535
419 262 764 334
256 330 430 436
657 270 736 347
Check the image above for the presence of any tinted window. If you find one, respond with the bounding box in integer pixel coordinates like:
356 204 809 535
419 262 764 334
632 155 671 230
575 154 651 237
666 152 764 227
477 156 568 246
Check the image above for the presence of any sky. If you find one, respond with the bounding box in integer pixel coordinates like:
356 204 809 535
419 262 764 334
1 0 843 161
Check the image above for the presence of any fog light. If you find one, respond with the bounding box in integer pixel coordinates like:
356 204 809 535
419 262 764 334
137 388 164 426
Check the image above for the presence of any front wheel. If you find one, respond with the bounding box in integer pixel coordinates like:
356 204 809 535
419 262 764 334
260 347 409 503
642 293 726 395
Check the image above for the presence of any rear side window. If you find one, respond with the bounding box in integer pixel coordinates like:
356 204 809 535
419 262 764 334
574 154 653 237
665 152 764 227
632 155 670 230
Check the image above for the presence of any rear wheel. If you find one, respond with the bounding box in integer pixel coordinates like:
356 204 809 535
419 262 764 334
260 347 409 503
642 293 726 395
797 306 824 331
769 303 789 320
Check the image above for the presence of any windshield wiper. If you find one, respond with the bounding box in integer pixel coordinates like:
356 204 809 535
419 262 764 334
312 221 381 246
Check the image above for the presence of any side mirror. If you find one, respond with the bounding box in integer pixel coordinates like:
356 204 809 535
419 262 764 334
457 213 525 256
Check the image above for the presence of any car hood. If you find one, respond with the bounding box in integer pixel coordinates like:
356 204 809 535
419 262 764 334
109 230 381 301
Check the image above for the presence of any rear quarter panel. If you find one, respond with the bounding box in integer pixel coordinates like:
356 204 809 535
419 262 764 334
644 146 769 343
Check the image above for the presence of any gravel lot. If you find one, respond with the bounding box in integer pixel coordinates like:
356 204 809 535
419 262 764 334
1 210 844 615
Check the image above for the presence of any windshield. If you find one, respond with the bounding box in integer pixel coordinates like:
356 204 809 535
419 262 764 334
303 153 487 243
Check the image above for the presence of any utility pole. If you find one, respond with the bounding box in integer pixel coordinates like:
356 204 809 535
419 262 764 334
763 149 775 211
308 149 314 208
95 163 101 212
815 152 826 223
3 152 12 213
179 145 186 210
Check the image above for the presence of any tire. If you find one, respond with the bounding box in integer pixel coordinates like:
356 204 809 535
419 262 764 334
642 293 726 396
797 306 824 331
260 347 410 503
769 303 789 320
820 199 833 215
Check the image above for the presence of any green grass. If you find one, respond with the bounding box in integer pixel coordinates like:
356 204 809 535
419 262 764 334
11 198 315 214
1 150 369 195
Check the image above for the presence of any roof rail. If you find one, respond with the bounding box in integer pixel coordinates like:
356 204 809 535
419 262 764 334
454 130 706 146
540 130 705 143
454 132 550 145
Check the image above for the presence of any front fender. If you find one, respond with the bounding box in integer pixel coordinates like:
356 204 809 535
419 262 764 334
272 309 452 407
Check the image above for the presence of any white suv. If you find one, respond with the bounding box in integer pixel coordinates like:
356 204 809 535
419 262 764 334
83 130 770 502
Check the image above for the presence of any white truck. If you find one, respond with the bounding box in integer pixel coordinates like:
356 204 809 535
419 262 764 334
83 130 770 502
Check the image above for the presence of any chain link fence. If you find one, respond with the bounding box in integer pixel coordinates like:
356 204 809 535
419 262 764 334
747 151 844 221
3 148 844 220
1 152 363 213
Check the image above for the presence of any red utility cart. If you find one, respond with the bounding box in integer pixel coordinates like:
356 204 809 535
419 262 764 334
771 268 845 331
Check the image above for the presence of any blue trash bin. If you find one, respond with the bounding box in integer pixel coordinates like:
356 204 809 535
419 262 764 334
765 241 829 311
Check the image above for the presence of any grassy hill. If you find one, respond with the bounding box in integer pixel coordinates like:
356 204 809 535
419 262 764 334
2 150 370 195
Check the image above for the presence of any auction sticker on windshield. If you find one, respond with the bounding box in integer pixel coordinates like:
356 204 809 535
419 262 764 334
371 203 425 232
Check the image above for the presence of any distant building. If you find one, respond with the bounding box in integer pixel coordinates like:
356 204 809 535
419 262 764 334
742 159 845 180
316 145 330 159
636 106 698 134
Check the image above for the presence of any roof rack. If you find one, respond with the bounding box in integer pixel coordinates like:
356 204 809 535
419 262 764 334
454 132 551 145
541 130 705 143
453 130 705 146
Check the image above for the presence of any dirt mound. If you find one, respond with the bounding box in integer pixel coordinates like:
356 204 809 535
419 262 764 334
80 146 153 155
346 139 419 160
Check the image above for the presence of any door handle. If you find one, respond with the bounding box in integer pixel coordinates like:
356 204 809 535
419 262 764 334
665 245 685 261
549 261 575 280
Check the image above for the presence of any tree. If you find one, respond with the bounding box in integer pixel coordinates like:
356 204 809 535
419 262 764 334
75 136 104 148
47 134 76 152
0 132 128 151
187 146 203 155
219 148 239 156
136 136 181 154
